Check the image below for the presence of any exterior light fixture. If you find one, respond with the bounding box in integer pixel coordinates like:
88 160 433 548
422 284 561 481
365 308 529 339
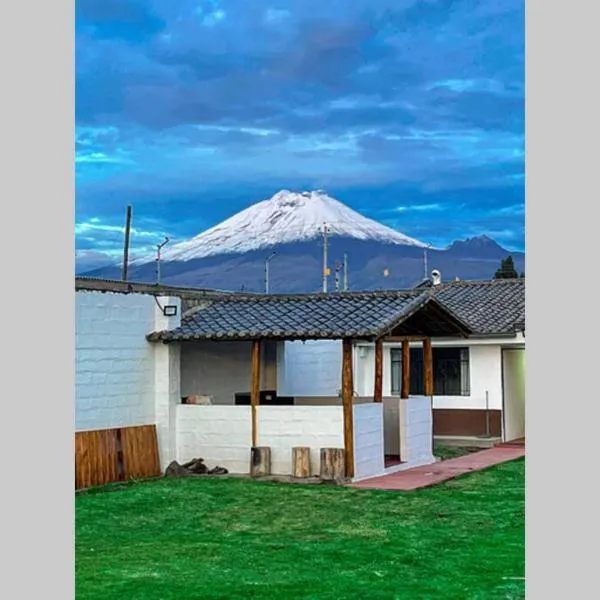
163 305 178 317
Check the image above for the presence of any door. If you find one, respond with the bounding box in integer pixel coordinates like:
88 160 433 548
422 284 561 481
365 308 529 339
502 348 526 441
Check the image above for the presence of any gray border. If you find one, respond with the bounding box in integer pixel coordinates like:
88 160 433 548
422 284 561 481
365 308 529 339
2 2 74 597
526 1 598 598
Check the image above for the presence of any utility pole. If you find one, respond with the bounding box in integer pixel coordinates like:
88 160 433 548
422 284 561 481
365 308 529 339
320 222 330 293
264 251 276 294
155 237 169 285
121 205 132 281
343 252 348 291
334 260 341 292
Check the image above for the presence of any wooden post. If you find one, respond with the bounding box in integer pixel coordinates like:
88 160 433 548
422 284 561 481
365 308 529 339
341 339 355 478
320 448 345 480
251 340 261 448
292 447 311 478
374 339 383 403
423 337 433 397
401 339 410 399
250 446 271 477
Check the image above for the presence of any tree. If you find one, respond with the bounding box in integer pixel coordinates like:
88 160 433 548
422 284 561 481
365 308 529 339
494 256 519 279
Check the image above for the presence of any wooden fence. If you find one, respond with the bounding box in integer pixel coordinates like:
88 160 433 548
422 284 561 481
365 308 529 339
75 424 161 490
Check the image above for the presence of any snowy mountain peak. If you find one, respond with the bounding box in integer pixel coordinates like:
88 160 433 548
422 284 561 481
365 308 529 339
133 189 428 264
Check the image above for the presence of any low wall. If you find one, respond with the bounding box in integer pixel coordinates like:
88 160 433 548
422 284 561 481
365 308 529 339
353 403 385 480
259 406 344 475
176 405 252 474
400 396 435 466
383 397 401 455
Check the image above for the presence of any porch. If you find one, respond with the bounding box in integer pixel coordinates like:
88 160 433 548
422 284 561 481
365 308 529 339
147 290 472 482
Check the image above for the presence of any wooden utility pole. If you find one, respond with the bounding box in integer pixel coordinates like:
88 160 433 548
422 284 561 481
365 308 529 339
121 205 132 281
250 341 261 447
423 338 434 397
341 339 355 478
401 339 410 399
374 339 383 403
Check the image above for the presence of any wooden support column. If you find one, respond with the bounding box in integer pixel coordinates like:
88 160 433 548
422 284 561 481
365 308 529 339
341 339 355 478
423 337 434 397
374 339 383 403
250 340 261 448
401 339 410 399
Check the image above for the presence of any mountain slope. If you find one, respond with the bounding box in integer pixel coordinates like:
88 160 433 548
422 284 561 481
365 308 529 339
131 189 426 265
83 189 524 292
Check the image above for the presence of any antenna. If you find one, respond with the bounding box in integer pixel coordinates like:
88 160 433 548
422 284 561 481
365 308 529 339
121 205 132 281
155 237 169 284
343 252 348 291
320 222 330 292
264 251 277 294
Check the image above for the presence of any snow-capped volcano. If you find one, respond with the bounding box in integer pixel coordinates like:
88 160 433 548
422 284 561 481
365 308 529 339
133 190 427 264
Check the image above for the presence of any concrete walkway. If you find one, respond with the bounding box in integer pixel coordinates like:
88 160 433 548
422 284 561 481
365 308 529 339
350 446 525 492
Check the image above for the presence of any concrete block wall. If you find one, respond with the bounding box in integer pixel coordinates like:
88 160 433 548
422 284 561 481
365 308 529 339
181 341 279 405
352 403 385 481
76 291 171 432
280 340 342 397
400 396 435 466
258 406 344 475
175 405 252 474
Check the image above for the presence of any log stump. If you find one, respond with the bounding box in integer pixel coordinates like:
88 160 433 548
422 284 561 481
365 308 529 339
292 447 311 478
320 448 345 481
250 446 271 477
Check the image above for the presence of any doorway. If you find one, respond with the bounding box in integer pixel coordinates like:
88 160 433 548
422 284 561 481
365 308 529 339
502 348 525 442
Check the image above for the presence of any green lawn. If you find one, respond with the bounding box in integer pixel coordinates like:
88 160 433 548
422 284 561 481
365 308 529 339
76 458 525 600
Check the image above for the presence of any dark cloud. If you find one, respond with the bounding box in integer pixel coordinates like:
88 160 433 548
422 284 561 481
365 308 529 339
76 0 524 259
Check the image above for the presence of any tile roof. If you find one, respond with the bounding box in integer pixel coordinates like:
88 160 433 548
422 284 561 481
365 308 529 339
147 290 472 342
431 278 525 335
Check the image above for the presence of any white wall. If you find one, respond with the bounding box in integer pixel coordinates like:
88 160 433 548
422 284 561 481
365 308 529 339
181 341 279 405
502 349 526 441
259 406 344 475
176 405 252 473
75 291 181 432
279 340 342 397
353 403 385 480
399 397 435 466
309 339 520 411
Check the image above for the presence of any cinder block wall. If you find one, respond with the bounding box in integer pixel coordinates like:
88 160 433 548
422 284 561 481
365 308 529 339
400 397 435 466
258 406 345 475
352 403 385 480
75 291 158 431
176 405 252 473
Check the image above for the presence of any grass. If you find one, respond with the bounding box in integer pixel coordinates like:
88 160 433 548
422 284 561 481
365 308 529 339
433 444 483 461
76 458 525 600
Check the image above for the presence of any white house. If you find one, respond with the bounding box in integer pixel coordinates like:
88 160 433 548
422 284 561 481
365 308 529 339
75 277 476 488
281 277 525 446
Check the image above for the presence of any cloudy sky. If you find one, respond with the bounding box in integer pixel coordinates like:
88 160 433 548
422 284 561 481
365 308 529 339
75 0 524 272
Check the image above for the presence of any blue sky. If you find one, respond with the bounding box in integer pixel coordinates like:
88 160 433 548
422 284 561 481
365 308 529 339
75 0 524 272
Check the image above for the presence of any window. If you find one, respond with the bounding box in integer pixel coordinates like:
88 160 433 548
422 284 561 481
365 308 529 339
390 346 470 396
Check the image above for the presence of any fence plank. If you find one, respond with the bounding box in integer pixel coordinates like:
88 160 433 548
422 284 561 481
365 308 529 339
75 429 119 490
120 425 161 480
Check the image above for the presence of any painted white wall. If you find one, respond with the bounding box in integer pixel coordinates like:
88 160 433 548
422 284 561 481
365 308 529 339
259 406 344 475
502 349 526 441
287 339 523 411
181 341 279 405
353 403 385 480
399 397 435 466
279 340 342 397
176 405 252 473
75 291 181 432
